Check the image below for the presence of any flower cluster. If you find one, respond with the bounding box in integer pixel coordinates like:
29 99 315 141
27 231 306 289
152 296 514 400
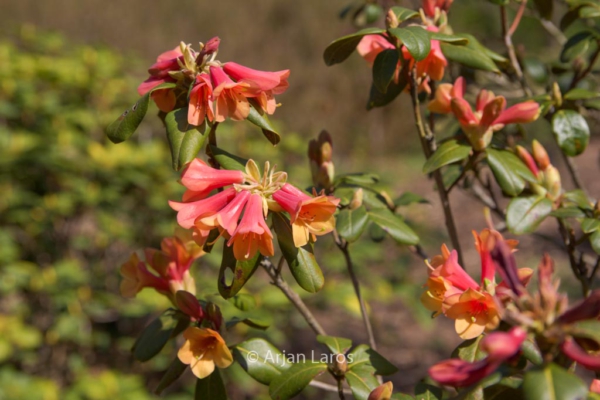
357 26 447 93
138 37 290 125
428 77 540 150
169 158 339 261
421 228 531 339
120 228 203 300
427 238 600 387
517 140 562 201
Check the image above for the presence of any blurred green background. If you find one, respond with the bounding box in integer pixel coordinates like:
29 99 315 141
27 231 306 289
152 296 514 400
0 1 597 399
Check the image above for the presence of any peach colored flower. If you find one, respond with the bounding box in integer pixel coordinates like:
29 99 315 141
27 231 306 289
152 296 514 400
227 193 274 260
177 327 233 379
421 275 462 316
445 288 501 339
272 183 339 247
210 66 252 122
223 62 290 114
188 73 214 125
169 187 237 229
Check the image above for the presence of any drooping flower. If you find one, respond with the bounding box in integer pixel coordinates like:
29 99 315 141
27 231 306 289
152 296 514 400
422 0 454 17
177 327 233 379
272 183 340 247
169 187 237 230
428 78 540 150
429 327 526 387
227 193 274 260
223 62 290 115
188 73 214 125
138 46 183 112
180 159 244 198
210 66 252 122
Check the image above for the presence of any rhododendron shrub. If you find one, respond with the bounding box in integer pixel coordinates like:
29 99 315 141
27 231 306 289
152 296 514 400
105 1 600 399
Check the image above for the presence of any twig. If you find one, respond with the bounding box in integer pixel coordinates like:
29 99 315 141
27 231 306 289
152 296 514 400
261 258 327 336
570 44 600 90
560 151 585 191
508 0 527 37
337 378 346 399
333 232 377 351
540 19 567 45
410 244 430 261
500 5 533 97
409 68 465 265
309 380 352 395
557 220 590 296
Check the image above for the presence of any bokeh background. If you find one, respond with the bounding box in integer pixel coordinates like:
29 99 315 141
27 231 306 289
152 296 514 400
0 0 598 399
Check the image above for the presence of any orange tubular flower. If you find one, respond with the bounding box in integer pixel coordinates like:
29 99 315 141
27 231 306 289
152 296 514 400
188 73 214 125
421 275 462 316
402 26 447 90
272 183 339 247
210 66 251 122
445 288 500 339
227 193 274 261
177 327 233 379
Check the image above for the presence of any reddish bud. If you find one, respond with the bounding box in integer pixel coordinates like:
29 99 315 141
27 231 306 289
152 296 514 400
206 302 223 331
385 9 399 29
175 290 204 321
558 290 600 324
368 381 393 400
532 140 550 170
491 239 524 296
516 145 540 178
561 337 600 371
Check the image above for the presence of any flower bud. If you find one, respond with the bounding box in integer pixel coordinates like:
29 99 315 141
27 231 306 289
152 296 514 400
349 188 364 210
532 140 550 170
206 302 223 331
330 353 348 377
385 9 399 29
552 82 562 108
368 381 393 400
516 145 540 178
543 165 561 200
175 290 204 321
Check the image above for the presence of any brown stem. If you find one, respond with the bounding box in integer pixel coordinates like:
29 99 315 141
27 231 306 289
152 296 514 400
333 232 377 350
557 220 590 296
500 5 533 97
570 44 600 90
337 378 346 400
409 68 464 265
261 258 327 336
508 0 527 37
309 380 352 395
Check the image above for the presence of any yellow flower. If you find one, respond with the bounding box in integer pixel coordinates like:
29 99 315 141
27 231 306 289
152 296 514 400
445 288 500 340
177 327 233 379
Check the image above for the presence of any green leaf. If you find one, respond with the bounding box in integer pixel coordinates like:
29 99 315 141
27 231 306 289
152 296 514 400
324 28 386 66
427 32 469 45
522 363 587 400
591 230 600 254
451 336 486 362
486 148 536 197
132 309 182 362
348 344 399 375
443 164 463 190
208 145 248 171
232 338 291 386
195 370 227 400
268 361 328 400
390 6 420 23
521 340 543 366
580 4 600 18
336 206 369 243
273 213 324 293
369 223 386 242
165 107 207 171
389 27 431 61
440 37 501 72
564 88 600 100
415 383 443 400
247 100 280 145
422 139 471 174
367 208 419 245
217 243 262 299
533 0 553 19
225 317 269 330
155 357 188 395
561 31 594 62
229 293 256 312
564 189 593 210
367 74 407 110
581 218 600 233
506 196 553 235
373 49 400 93
570 320 600 345
346 366 380 400
106 82 176 143
395 192 429 206
316 335 353 355
552 110 590 156
335 172 379 187
550 207 586 219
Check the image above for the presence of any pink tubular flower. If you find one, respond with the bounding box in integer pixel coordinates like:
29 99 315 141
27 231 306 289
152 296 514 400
423 0 454 17
357 34 395 65
591 379 600 394
227 193 274 261
431 250 478 291
272 183 340 247
429 327 526 387
180 159 244 198
210 66 252 122
138 46 183 112
223 62 290 115
428 79 540 150
216 190 251 236
169 187 237 229
561 338 600 371
188 74 214 125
